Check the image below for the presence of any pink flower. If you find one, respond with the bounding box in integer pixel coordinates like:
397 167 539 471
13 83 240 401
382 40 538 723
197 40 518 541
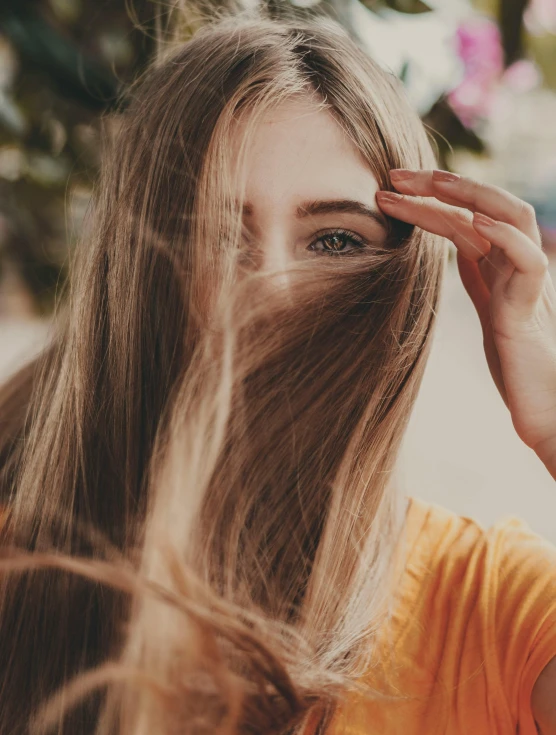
448 17 504 128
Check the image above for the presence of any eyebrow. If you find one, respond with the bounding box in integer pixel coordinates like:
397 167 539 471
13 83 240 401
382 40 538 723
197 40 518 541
242 199 388 230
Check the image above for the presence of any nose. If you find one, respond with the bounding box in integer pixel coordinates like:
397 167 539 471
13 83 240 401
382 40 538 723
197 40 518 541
262 251 291 289
256 230 292 290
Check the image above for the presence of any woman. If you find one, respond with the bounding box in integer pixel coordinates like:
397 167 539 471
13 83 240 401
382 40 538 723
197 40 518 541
0 9 555 735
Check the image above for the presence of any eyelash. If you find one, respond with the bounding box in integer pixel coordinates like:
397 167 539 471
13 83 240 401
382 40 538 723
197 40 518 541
307 229 367 256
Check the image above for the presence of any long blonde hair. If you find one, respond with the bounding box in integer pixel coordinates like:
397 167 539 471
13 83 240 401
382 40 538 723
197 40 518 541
0 8 446 734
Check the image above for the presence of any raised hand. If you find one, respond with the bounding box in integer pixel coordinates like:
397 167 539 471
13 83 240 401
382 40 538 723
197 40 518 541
376 169 556 478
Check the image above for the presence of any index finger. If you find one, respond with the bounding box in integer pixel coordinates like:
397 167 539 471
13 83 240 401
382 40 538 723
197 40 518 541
390 169 542 246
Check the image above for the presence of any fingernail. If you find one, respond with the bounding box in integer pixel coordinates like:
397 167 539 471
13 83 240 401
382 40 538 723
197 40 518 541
474 212 497 227
432 169 460 183
376 191 404 205
390 169 415 181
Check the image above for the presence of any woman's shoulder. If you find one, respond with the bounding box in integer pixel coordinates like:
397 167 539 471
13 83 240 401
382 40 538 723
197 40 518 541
403 494 556 583
363 495 556 733
399 495 556 632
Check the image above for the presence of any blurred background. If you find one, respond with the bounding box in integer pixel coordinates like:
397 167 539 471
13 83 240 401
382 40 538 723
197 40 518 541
0 0 555 540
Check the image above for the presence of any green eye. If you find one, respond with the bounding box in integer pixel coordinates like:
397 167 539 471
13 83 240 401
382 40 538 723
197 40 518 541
308 229 366 255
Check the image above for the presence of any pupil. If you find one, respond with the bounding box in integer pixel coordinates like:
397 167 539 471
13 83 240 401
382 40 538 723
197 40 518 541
327 235 343 251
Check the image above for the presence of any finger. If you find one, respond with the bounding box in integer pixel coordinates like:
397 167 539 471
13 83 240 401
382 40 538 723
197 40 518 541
472 212 549 308
375 191 491 261
477 244 512 292
389 169 542 246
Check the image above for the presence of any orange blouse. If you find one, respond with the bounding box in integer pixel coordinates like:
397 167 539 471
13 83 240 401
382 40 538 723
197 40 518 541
324 497 556 734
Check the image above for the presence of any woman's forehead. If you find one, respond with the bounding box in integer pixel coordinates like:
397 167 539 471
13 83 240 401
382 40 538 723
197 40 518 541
229 98 381 214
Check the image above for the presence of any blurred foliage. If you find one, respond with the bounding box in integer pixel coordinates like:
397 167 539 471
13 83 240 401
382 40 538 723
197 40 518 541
0 0 157 313
0 0 554 313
